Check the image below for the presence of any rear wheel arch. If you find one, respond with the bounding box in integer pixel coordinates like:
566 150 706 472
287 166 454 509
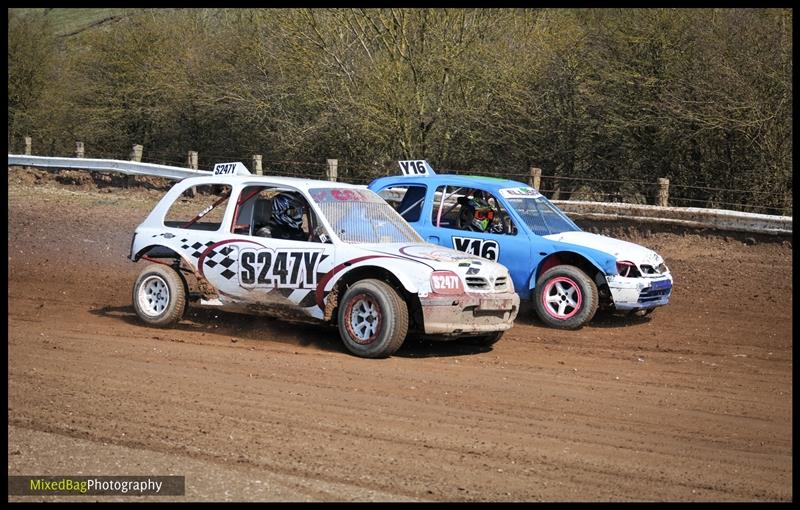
132 244 195 300
133 244 181 262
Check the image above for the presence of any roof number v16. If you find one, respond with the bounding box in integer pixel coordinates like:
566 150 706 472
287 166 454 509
399 160 428 176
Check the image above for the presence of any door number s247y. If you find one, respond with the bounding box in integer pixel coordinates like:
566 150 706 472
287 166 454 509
238 248 322 288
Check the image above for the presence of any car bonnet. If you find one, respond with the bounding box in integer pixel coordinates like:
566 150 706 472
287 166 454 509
363 243 511 280
543 231 664 267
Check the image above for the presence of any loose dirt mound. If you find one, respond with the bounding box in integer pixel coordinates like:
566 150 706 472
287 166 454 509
7 168 792 501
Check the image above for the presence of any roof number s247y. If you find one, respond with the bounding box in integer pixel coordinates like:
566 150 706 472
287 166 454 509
213 163 236 175
212 162 250 176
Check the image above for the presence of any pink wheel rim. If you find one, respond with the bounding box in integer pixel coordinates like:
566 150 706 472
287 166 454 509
541 276 582 320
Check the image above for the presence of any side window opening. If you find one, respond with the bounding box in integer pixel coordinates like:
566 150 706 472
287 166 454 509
232 186 330 243
430 185 461 228
164 184 231 231
431 185 517 235
377 185 426 223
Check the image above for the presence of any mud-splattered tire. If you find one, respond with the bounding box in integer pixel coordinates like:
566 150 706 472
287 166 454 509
132 264 187 328
337 279 408 358
533 265 598 330
463 331 505 347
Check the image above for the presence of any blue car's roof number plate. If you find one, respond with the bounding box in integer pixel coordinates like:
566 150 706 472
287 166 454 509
499 187 542 198
398 160 435 176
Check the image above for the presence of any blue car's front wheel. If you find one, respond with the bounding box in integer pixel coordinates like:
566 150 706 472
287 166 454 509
533 265 598 329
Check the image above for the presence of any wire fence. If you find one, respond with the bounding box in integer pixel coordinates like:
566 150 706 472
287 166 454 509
533 174 791 216
9 138 792 216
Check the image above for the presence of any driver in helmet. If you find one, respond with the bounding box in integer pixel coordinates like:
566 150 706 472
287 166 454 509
459 191 504 233
268 192 307 241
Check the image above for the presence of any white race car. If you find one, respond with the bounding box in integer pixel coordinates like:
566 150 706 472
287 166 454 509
129 163 519 358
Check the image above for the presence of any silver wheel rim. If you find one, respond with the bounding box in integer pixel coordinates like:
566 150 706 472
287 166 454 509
138 275 170 317
348 295 381 344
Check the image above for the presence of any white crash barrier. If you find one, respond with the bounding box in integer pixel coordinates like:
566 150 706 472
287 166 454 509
553 200 791 236
8 155 791 235
7 154 207 181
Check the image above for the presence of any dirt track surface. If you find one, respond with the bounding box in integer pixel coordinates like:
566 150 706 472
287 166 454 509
7 169 793 501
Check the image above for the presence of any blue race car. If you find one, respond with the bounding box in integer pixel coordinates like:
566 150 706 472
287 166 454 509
368 160 673 329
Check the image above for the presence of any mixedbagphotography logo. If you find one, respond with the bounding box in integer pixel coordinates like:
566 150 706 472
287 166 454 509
8 476 185 496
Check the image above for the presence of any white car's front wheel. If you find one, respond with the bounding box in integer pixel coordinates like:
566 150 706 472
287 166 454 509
337 279 408 358
132 264 187 327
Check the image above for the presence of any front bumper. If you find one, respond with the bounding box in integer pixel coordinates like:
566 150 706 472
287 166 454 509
606 274 673 311
419 290 520 336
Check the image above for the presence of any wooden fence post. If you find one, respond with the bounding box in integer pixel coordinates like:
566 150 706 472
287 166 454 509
76 141 84 158
125 144 143 187
657 178 670 207
130 144 143 162
24 136 31 155
326 159 338 182
529 166 542 190
253 154 263 176
186 150 198 197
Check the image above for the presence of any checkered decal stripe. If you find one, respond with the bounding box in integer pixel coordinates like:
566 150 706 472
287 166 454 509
175 239 239 280
203 246 238 279
179 239 216 259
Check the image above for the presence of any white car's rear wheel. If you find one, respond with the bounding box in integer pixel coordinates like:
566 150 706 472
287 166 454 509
132 264 187 327
337 279 408 358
